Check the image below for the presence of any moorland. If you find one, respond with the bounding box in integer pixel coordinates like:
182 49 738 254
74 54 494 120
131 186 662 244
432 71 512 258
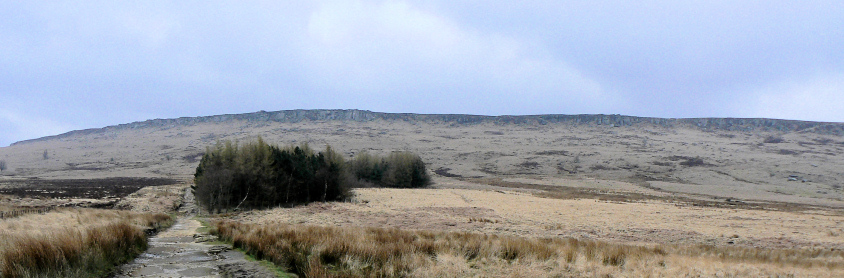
1 109 843 277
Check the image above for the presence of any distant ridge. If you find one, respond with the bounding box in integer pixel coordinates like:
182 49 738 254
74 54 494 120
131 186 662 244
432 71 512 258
12 109 844 145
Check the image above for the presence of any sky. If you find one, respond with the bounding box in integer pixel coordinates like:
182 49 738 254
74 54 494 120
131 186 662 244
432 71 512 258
1 1 843 146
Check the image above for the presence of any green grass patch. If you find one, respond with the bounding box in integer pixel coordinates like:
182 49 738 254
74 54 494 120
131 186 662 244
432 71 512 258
237 248 297 278
194 217 295 277
193 217 213 234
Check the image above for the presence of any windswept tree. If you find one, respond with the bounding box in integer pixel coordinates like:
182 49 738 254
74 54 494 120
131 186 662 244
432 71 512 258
194 139 353 212
194 138 430 213
384 151 431 188
347 151 386 187
348 151 431 188
194 140 239 211
315 145 346 202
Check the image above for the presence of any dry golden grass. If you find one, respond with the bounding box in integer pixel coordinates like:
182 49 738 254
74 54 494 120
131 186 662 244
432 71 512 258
213 220 844 277
222 186 844 276
235 188 844 250
0 208 172 278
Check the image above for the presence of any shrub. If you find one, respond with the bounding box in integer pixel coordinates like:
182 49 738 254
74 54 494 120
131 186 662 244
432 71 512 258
679 156 707 167
764 135 785 144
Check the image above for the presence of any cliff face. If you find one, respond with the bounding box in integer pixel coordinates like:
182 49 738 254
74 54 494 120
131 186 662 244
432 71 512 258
12 109 844 145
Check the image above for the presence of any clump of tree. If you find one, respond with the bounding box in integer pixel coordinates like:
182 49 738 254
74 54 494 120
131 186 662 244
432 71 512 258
347 151 431 188
194 139 431 212
194 138 350 212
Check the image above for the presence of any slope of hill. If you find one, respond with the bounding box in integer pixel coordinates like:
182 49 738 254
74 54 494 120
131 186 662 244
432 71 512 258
1 109 843 208
12 109 844 146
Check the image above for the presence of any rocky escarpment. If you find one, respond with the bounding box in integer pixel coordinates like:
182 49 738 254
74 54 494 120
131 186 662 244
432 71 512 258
13 109 844 145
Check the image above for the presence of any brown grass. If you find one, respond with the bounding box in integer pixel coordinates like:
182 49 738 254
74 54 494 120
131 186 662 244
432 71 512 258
0 208 172 278
235 187 844 254
471 177 841 213
213 220 844 277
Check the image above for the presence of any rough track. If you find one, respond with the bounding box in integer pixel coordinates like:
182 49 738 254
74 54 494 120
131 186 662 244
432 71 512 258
110 189 278 278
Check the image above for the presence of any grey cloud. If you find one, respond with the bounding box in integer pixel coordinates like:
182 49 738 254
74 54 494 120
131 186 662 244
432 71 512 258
0 0 842 146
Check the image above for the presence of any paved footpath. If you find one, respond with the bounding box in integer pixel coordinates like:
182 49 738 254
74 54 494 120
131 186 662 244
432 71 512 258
109 190 279 278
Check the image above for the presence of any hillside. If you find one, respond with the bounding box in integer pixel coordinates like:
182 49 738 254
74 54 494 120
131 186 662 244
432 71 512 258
13 110 844 146
1 109 843 208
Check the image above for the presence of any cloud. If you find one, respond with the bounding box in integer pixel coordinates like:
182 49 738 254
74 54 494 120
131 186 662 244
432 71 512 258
0 105 76 147
733 72 844 122
2 1 843 145
301 0 611 115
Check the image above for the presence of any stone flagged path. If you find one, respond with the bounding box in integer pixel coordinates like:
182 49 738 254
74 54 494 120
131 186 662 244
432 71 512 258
109 190 278 278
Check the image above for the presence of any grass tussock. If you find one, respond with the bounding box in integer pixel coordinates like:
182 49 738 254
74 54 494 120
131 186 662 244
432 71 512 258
213 221 844 277
679 243 844 269
0 209 173 278
213 221 673 277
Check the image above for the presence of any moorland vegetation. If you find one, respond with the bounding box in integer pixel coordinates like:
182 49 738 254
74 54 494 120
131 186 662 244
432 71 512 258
0 209 172 278
213 220 844 277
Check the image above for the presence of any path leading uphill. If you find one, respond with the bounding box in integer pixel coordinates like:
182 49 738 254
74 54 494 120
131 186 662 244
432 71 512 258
110 190 279 278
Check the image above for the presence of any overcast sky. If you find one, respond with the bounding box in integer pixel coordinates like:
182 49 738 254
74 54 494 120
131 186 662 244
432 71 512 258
1 1 843 146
